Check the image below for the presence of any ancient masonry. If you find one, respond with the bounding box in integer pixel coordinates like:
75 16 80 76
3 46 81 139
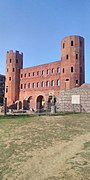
0 74 5 106
5 35 87 112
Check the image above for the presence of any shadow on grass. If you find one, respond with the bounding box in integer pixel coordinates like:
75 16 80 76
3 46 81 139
0 111 87 120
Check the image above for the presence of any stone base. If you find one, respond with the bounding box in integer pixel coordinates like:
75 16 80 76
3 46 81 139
51 105 56 113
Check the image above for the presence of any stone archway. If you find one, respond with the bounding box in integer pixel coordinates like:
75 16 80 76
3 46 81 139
27 96 32 110
36 95 45 112
47 95 56 111
47 96 52 111
15 100 22 110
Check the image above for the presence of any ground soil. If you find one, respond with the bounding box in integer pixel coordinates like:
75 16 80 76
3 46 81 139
0 114 90 180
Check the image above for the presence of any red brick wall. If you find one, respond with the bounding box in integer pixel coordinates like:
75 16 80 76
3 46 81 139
5 35 85 109
60 36 85 90
19 61 61 110
5 50 23 105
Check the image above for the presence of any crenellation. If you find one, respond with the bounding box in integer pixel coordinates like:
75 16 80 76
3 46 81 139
6 50 23 56
9 50 13 53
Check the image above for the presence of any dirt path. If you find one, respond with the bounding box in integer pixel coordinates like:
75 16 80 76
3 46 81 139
12 132 89 180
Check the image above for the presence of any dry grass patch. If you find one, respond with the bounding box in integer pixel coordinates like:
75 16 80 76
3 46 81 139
0 113 90 179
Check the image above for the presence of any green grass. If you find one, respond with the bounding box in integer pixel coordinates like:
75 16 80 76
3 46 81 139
84 141 90 150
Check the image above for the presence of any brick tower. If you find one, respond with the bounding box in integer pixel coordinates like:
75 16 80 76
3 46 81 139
5 50 23 106
60 35 85 90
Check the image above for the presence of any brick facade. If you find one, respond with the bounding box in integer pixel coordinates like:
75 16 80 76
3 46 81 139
60 36 85 89
0 74 5 106
5 35 85 111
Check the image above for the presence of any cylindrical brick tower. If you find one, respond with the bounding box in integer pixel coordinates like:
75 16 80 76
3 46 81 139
5 50 23 106
60 35 85 90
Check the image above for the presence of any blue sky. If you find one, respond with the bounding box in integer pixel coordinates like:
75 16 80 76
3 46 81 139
0 0 90 83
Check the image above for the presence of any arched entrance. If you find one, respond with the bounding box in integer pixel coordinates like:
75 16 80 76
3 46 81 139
27 96 32 110
15 100 22 110
36 95 45 112
47 96 52 111
47 95 56 111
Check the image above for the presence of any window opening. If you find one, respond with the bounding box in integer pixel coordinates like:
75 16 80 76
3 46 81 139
51 80 54 86
71 41 73 46
57 79 60 86
66 54 69 59
71 67 73 72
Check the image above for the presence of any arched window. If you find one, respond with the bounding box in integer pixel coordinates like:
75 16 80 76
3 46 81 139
57 67 60 73
37 71 39 75
33 72 35 76
57 79 60 86
24 83 26 89
52 68 54 73
66 54 69 60
51 80 54 86
28 83 30 88
76 80 78 85
71 41 73 46
42 70 44 75
28 73 30 77
46 69 49 75
71 67 73 72
76 54 78 59
9 77 11 81
46 81 49 87
32 83 35 88
41 81 44 87
37 82 40 88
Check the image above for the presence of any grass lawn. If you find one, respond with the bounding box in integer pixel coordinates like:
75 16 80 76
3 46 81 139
0 113 90 180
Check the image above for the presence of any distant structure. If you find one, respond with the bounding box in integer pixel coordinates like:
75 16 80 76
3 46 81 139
5 35 85 111
0 74 5 106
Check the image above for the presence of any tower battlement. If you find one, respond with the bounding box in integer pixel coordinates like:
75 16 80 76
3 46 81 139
61 35 84 41
7 50 23 55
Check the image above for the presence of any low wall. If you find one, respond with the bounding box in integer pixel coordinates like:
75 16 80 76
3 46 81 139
56 87 90 112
